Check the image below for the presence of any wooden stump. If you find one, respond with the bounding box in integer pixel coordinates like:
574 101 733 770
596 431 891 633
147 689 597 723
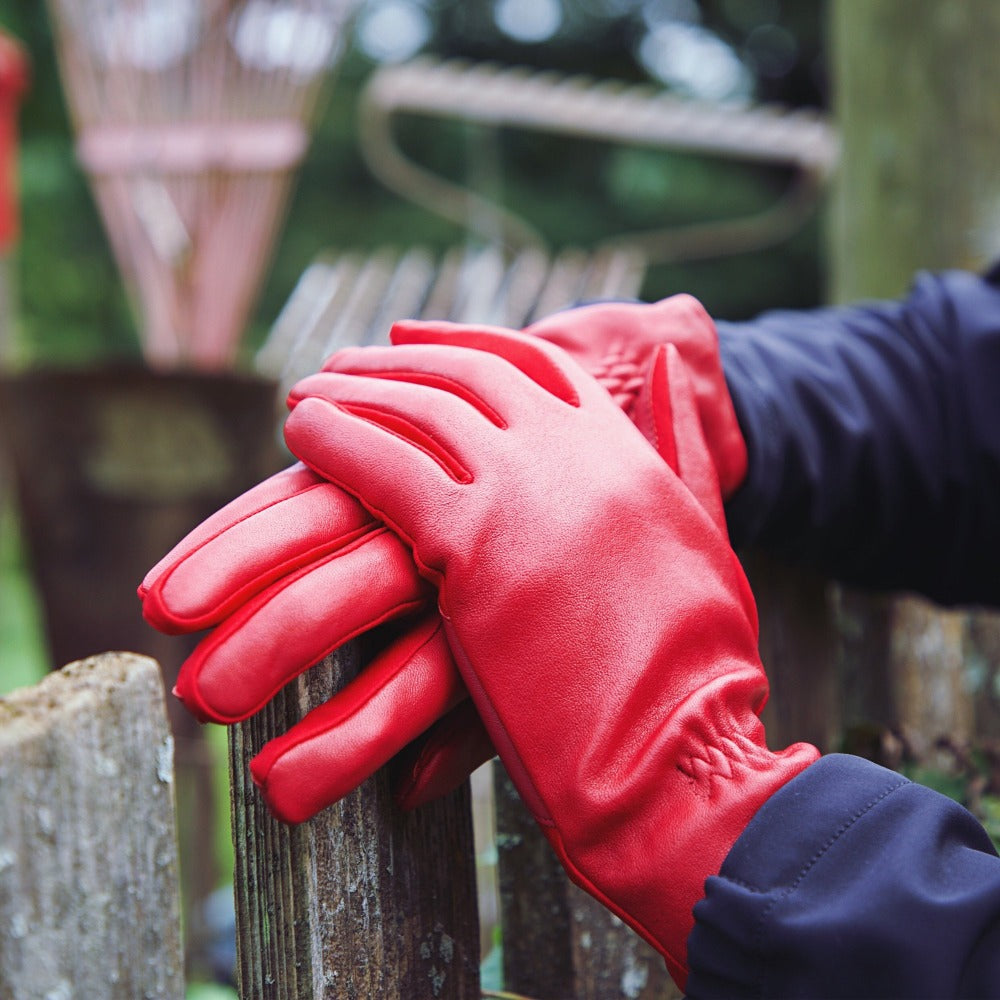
229 644 481 999
0 652 184 1000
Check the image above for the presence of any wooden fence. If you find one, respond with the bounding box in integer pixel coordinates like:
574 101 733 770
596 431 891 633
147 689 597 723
3 575 996 999
0 653 184 1000
0 646 684 999
0 568 847 1000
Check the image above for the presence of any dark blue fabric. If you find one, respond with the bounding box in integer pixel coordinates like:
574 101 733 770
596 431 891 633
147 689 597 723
717 268 1000 606
685 269 1000 997
686 755 1000 999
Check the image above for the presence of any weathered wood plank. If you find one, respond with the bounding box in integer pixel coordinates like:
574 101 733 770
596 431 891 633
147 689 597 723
742 551 840 753
230 644 481 999
0 652 183 1000
494 763 679 1000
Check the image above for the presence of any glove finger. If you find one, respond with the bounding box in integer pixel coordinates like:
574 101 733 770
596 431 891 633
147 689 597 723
141 464 375 634
388 319 592 407
393 699 496 811
249 615 465 824
284 381 484 554
317 339 579 431
174 525 431 724
140 463 317 599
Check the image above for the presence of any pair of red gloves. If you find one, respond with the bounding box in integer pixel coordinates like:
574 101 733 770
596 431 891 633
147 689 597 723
140 298 817 988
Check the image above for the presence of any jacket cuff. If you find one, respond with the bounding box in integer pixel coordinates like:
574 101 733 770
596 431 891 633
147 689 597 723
686 754 1000 998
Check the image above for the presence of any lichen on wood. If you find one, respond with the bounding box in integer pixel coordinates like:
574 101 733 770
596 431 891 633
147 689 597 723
0 652 184 1000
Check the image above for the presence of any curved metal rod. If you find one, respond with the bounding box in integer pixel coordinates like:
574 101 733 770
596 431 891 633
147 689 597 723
357 57 839 263
357 78 548 253
599 170 827 264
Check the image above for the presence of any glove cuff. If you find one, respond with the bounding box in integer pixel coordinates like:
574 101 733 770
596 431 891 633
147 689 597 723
538 672 820 993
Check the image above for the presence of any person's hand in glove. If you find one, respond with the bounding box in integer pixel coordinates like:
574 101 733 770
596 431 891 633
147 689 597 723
138 461 491 809
140 297 741 810
524 294 747 496
282 324 818 988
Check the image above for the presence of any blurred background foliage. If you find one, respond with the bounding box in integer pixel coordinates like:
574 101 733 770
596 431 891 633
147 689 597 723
0 0 828 369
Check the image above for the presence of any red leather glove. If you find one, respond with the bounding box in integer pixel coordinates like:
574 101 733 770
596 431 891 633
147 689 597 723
139 461 489 810
283 324 818 988
525 295 747 497
142 297 741 810
138 380 715 810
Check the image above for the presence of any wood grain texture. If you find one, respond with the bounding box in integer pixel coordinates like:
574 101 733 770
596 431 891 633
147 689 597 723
494 763 679 1000
230 644 481 999
0 652 183 1000
742 552 839 753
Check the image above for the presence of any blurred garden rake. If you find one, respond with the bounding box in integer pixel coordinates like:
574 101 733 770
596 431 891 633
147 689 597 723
358 57 840 262
258 57 839 394
47 0 356 370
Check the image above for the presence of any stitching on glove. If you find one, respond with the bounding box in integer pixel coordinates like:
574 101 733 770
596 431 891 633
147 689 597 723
169 477 334 564
194 593 429 725
254 618 449 776
339 401 474 484
339 368 508 429
154 520 377 629
591 347 644 413
678 732 779 788
547 825 685 978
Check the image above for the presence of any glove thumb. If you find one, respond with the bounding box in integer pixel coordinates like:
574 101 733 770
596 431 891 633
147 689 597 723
634 344 726 536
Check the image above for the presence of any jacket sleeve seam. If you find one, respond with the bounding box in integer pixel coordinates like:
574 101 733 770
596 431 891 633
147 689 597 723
745 774 909 996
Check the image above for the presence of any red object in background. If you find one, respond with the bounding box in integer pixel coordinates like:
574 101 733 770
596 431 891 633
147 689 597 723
0 32 28 252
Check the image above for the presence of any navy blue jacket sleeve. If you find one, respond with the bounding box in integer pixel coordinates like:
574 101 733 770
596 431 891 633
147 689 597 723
687 271 1000 997
716 267 1000 606
686 755 1000 999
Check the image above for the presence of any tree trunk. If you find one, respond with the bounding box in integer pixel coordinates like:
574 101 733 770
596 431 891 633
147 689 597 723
829 0 1000 741
830 0 1000 300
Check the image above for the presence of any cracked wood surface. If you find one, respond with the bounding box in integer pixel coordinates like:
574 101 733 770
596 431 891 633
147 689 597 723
0 652 183 1000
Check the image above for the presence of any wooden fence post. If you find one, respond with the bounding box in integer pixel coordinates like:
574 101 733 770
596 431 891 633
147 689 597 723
743 552 840 753
494 763 679 1000
0 652 184 1000
229 642 481 999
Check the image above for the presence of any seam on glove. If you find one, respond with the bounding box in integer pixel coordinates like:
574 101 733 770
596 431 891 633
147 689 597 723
155 521 376 629
339 401 474 484
189 527 428 722
252 618 449 781
336 368 509 428
546 824 688 985
291 461 448 592
440 616 554 827
194 593 429 725
168 477 333 565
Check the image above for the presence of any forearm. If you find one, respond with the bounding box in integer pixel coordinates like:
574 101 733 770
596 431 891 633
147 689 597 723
687 754 1000 999
718 268 1000 605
